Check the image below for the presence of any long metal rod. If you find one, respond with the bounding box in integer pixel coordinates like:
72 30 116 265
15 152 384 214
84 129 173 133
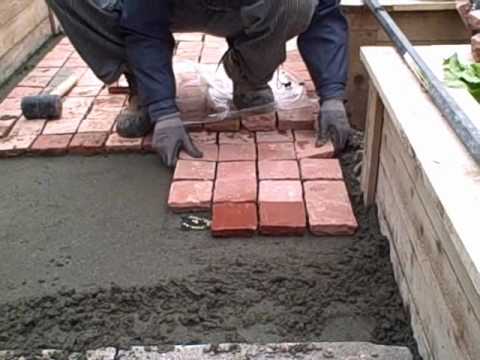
364 0 480 165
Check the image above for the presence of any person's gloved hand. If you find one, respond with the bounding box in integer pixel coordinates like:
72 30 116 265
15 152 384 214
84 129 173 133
316 99 353 155
152 113 203 168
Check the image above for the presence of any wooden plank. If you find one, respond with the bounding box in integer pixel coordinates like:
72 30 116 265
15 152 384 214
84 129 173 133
0 0 49 59
376 186 432 360
361 83 384 205
0 18 51 85
380 116 480 359
341 0 457 11
361 46 480 321
0 0 35 27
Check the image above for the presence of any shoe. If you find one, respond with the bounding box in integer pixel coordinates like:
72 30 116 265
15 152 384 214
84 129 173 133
233 83 276 114
116 94 153 138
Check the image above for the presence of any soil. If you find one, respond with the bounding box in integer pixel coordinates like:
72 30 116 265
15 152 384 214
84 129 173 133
0 135 420 359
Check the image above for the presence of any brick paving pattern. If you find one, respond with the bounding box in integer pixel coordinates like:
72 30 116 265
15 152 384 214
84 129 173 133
0 34 358 238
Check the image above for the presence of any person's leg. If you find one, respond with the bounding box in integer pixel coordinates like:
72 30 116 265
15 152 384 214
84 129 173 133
297 0 348 101
297 1 352 153
222 0 317 111
46 0 126 84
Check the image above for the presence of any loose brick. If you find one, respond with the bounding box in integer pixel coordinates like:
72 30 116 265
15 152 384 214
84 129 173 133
259 180 306 236
214 161 257 203
256 130 293 143
212 203 258 237
300 159 343 181
295 140 335 160
277 106 315 131
205 118 241 132
105 133 143 152
31 134 72 155
304 181 358 236
69 132 108 155
218 143 256 162
242 112 276 131
258 160 300 180
168 181 213 213
218 131 254 145
257 142 296 161
173 160 216 181
179 143 218 162
0 134 37 157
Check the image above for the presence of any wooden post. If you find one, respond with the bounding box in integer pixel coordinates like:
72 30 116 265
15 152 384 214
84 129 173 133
361 82 384 206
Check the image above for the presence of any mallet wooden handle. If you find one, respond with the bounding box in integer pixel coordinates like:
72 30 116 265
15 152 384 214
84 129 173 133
50 74 80 97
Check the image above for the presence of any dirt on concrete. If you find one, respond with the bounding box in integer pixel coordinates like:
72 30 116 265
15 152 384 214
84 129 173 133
0 135 420 359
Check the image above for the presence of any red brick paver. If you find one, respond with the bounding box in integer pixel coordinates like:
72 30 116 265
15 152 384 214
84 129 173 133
173 160 216 181
214 161 257 203
212 203 258 237
179 143 218 162
258 160 300 180
0 134 37 157
242 112 276 131
105 133 143 152
300 159 343 181
259 180 306 236
168 181 213 213
257 142 296 161
69 132 108 155
295 140 335 160
256 130 293 143
31 134 72 155
277 106 315 131
218 131 255 145
218 143 256 162
304 181 358 236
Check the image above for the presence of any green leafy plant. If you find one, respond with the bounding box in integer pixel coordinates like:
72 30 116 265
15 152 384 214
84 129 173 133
443 53 480 101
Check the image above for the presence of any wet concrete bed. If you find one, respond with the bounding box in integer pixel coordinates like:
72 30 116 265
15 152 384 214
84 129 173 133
0 146 420 359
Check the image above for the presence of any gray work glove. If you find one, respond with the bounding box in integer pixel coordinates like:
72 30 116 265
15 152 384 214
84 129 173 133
152 114 202 168
317 99 353 155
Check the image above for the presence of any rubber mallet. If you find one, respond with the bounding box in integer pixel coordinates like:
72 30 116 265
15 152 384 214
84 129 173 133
21 74 80 120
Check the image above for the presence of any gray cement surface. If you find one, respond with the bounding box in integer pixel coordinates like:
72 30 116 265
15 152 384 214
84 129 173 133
0 152 421 359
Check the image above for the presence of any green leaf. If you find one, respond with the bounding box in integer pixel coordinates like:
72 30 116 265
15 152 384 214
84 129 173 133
443 53 480 102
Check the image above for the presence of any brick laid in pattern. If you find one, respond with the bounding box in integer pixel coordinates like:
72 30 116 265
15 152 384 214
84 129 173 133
258 160 300 180
259 180 306 236
304 181 358 236
218 131 254 145
69 132 108 155
212 203 258 237
31 134 72 155
300 159 343 181
257 142 296 161
218 143 256 162
277 106 315 131
0 134 37 157
173 160 216 181
241 112 276 132
105 133 143 152
295 140 334 160
168 181 213 213
179 143 218 162
256 130 293 143
214 161 257 203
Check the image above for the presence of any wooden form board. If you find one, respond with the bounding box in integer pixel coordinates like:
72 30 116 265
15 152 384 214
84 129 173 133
361 45 480 360
344 6 468 129
0 0 52 84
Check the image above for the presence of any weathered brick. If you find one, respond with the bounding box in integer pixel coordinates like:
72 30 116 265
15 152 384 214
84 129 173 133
300 159 343 181
212 203 258 237
258 160 300 180
256 130 293 143
295 140 335 160
7 87 42 99
69 85 103 97
0 134 37 157
9 117 46 136
190 131 217 144
294 130 316 142
105 133 143 152
173 160 216 181
93 95 126 109
214 161 257 203
218 131 255 145
168 181 213 213
259 180 306 236
304 181 358 236
18 75 53 88
77 70 104 87
242 112 276 131
42 97 94 135
277 106 315 131
179 143 218 162
69 132 108 155
177 96 207 114
218 143 256 162
31 134 72 155
205 118 241 132
257 142 296 161
0 98 22 119
79 108 120 133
